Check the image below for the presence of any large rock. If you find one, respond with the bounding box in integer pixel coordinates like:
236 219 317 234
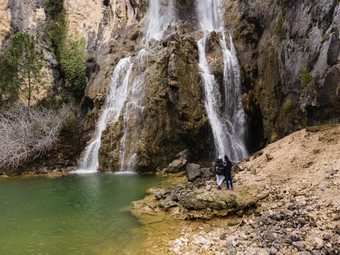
185 163 201 181
98 33 210 173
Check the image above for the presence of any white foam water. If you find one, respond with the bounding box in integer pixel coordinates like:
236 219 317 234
196 0 248 162
143 0 176 43
72 57 133 173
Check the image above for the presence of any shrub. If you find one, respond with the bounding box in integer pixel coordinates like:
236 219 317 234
306 124 335 132
321 34 330 43
274 12 284 39
283 98 292 114
45 0 86 102
44 0 64 18
312 149 320 154
60 38 87 101
0 103 72 171
301 68 313 88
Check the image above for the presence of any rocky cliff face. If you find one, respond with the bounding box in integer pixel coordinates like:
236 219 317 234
224 0 340 148
0 1 10 48
1 0 339 173
81 0 340 173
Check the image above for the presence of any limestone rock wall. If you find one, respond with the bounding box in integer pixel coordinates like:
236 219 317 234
2 0 339 172
88 0 340 172
0 0 10 48
65 0 146 54
0 0 47 48
0 0 55 104
224 0 340 148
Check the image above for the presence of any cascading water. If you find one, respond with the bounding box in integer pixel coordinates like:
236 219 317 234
74 58 133 173
119 60 146 172
76 0 247 173
117 0 177 171
196 0 248 162
74 0 177 174
143 0 176 43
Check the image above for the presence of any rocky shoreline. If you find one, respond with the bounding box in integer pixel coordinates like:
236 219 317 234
131 125 340 254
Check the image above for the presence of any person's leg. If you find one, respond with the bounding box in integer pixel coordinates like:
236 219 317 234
228 175 233 190
216 174 223 188
225 175 230 189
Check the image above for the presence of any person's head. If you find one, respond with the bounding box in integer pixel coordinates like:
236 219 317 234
216 158 222 163
224 155 229 161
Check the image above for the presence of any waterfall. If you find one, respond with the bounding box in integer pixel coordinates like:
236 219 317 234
143 0 176 42
73 58 133 173
118 62 146 172
75 0 174 174
196 0 248 162
74 0 248 174
115 0 177 171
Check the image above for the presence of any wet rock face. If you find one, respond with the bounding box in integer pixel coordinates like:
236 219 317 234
225 0 340 146
97 33 211 173
93 0 340 172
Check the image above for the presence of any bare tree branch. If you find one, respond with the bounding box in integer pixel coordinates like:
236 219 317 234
0 103 72 171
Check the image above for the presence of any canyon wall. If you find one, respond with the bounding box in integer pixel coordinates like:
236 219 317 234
1 0 339 172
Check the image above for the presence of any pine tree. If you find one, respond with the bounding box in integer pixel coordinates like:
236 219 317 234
8 32 45 109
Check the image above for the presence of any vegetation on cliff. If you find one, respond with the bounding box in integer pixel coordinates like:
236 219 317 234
0 32 45 107
45 0 87 102
0 0 87 174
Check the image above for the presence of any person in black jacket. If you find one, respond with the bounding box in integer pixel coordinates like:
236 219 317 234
223 155 233 190
215 158 225 190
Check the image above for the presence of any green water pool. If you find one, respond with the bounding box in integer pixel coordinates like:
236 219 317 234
0 173 164 255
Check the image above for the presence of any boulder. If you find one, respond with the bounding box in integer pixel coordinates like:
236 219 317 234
185 163 201 181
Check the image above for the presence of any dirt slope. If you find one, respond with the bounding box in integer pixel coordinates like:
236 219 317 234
138 125 340 254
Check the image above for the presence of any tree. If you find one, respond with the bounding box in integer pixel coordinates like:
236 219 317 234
8 32 45 109
60 37 87 101
0 53 19 105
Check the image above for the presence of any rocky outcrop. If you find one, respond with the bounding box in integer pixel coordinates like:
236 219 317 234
96 31 211 172
85 0 340 173
224 0 340 149
0 0 10 48
65 0 146 54
131 162 264 220
2 0 339 173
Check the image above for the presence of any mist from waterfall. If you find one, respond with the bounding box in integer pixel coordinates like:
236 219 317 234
196 0 248 162
74 58 133 173
143 0 176 42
